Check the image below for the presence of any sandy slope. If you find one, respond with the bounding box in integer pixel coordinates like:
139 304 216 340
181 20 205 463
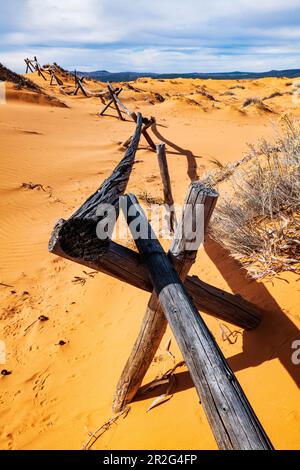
0 70 299 450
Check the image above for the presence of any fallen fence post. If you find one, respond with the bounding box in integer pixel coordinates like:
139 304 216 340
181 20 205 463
48 230 263 330
48 113 142 259
113 182 217 413
119 193 273 450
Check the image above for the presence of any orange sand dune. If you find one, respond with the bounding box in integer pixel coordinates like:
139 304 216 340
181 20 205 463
0 71 299 450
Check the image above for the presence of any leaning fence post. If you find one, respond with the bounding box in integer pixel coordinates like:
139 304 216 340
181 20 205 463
119 193 273 451
112 182 218 413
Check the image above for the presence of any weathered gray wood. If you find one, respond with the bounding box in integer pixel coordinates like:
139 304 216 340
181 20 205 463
32 57 47 81
48 230 262 330
119 193 273 450
74 75 88 96
25 59 34 73
108 83 132 116
132 112 156 149
57 74 63 86
99 88 123 116
50 70 63 86
123 113 156 150
107 83 124 120
156 142 177 233
48 113 142 258
113 182 217 413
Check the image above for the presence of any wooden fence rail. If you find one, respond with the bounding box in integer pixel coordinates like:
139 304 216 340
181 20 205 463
49 113 143 259
46 70 273 450
113 182 218 413
119 193 273 450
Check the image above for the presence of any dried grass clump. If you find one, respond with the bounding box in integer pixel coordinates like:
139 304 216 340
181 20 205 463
202 152 254 186
0 63 41 93
197 87 216 101
242 97 273 113
209 116 300 279
263 91 283 101
229 85 245 90
137 190 164 206
220 91 235 96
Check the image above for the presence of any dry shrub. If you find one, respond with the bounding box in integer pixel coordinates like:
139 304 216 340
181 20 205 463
263 91 283 101
137 190 164 206
0 62 41 93
209 116 300 279
242 97 273 112
229 85 245 90
220 91 235 96
197 87 216 101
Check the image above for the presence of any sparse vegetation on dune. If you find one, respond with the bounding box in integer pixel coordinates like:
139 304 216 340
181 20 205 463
263 91 283 100
220 90 235 96
137 190 164 206
197 87 216 101
241 96 275 113
0 62 42 93
229 85 245 90
207 116 300 279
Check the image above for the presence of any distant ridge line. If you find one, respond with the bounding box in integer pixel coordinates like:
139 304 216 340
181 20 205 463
76 68 300 82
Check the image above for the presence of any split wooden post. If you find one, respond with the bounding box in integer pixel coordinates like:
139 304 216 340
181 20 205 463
99 88 123 117
108 83 132 117
33 57 47 81
107 83 124 120
122 113 156 150
119 193 273 450
112 182 217 413
74 75 88 96
156 142 177 233
48 113 142 260
48 230 263 329
24 59 34 73
50 69 63 86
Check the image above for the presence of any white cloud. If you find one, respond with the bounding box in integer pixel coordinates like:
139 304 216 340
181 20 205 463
0 0 300 72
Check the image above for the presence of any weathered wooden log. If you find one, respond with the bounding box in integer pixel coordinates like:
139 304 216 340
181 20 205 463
99 88 123 116
119 193 273 450
48 230 262 330
108 83 124 120
48 113 142 258
50 70 63 86
156 142 177 233
108 83 131 116
74 75 88 96
131 112 156 149
32 57 47 81
123 113 156 150
112 182 217 413
24 59 34 73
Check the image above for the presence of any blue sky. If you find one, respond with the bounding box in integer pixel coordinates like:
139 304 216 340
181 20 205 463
1 0 300 73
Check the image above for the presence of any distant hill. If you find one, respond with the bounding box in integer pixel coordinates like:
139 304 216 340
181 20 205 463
77 69 300 82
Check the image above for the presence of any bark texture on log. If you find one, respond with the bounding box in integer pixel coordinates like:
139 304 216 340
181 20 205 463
48 113 143 259
156 142 177 233
112 182 218 413
119 193 273 451
49 230 262 330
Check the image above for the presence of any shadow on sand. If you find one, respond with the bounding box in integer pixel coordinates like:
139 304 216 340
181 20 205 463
151 122 201 182
134 236 299 403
